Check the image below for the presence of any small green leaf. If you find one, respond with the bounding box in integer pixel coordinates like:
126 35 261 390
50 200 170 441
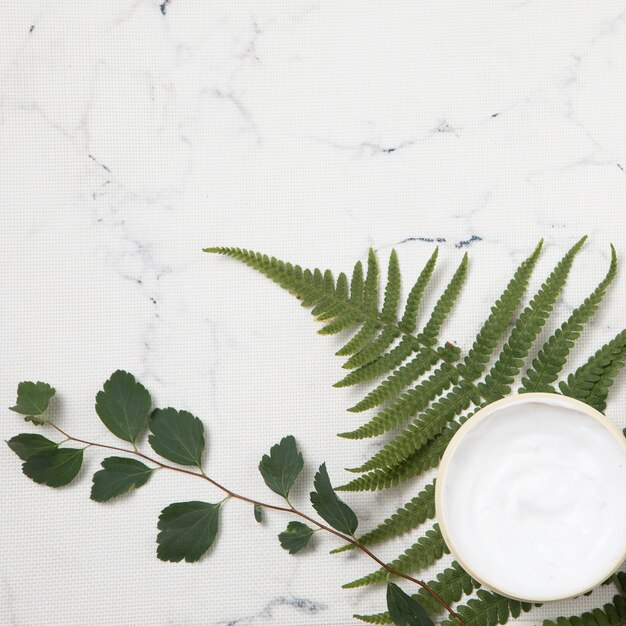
10 381 55 424
95 371 151 444
258 435 304 498
387 583 435 626
148 408 205 467
22 448 83 487
7 433 58 460
254 504 263 523
90 457 153 502
156 501 220 563
310 463 358 535
278 521 315 554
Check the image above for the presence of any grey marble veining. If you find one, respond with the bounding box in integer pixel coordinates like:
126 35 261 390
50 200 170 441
1 1 625 624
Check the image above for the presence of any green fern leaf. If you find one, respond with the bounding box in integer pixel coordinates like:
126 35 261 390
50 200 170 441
521 245 617 392
342 525 447 589
353 381 479 472
351 241 544 470
323 262 366 335
559 328 626 411
344 327 402 370
340 363 458 439
419 253 468 346
381 249 401 321
340 251 465 391
349 343 461 412
331 481 436 554
340 252 465 393
354 613 393 625
399 248 439 333
334 336 417 387
355 562 479 624
543 596 626 626
441 589 533 626
458 240 543 381
479 237 587 402
339 421 458 491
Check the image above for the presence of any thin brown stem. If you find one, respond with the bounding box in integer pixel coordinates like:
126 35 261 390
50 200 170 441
49 422 464 626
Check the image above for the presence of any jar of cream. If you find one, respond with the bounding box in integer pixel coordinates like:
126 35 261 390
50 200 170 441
435 393 626 602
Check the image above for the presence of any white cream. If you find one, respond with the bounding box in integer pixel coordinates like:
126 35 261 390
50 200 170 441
439 396 626 601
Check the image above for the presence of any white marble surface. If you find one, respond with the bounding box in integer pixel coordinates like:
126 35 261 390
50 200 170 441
1 1 626 624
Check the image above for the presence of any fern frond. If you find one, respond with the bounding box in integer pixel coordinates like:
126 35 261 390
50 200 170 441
399 247 439 333
340 251 465 392
340 363 459 439
349 241 544 470
479 236 587 402
336 320 381 354
521 245 617 392
341 412 477 498
330 481 436 554
364 248 379 313
353 381 479 472
354 613 392 625
343 327 401 369
342 525 448 589
559 328 626 411
323 262 366 336
419 253 468 346
381 249 401 321
338 417 469 491
458 240 543 381
334 336 417 387
337 251 387 360
354 562 479 624
348 346 447 412
441 589 533 626
543 595 626 626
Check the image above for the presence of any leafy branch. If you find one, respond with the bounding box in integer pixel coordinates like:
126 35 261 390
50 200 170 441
206 240 626 625
7 372 461 626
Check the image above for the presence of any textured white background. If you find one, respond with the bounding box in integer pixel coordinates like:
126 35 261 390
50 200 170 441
1 1 625 624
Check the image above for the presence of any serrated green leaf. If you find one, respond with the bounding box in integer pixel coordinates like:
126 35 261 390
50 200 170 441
7 433 58 460
22 447 83 487
156 501 220 563
90 456 153 502
148 407 205 467
258 435 304 499
278 521 315 554
387 583 434 626
310 463 358 535
254 504 263 523
95 370 151 444
10 381 55 424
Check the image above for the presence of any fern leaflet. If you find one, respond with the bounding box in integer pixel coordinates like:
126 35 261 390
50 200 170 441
354 561 479 624
521 245 617 393
559 328 626 411
331 481 436 554
543 595 626 626
342 524 447 589
479 236 587 402
441 589 533 626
